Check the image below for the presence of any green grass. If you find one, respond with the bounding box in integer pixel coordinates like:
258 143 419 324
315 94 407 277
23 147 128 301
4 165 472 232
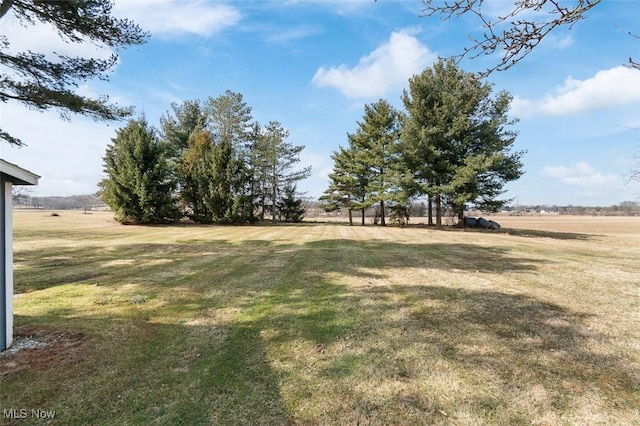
2 211 639 425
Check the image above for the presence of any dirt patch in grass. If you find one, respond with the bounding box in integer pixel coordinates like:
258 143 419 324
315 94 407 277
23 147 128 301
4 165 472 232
0 326 89 377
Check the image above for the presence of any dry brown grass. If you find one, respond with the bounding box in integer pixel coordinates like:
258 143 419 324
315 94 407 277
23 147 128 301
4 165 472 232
2 210 639 425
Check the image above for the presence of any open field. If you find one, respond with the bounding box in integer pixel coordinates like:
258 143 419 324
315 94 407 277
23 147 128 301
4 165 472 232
2 211 639 425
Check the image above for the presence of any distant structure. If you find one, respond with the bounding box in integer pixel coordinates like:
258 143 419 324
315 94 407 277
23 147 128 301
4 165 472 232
1 159 39 351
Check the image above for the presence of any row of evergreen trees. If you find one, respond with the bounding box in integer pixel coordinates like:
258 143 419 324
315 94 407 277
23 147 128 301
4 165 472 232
321 60 525 228
99 91 310 224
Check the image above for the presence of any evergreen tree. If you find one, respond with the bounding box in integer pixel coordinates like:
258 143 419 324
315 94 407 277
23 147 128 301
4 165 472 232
401 59 524 227
448 90 524 219
177 130 215 223
321 143 371 226
277 183 306 222
348 99 402 226
206 91 255 222
208 136 236 222
0 0 148 146
253 121 311 222
206 90 253 151
100 117 180 224
320 146 357 225
160 100 207 158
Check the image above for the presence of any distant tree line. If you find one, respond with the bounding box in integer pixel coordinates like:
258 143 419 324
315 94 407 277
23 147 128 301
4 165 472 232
12 191 102 212
510 202 640 216
321 60 524 228
99 90 310 224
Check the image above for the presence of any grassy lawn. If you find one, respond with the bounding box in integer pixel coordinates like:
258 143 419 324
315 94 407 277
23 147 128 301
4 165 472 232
2 211 639 425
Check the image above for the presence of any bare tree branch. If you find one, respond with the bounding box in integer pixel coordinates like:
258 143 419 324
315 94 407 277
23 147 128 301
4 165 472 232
421 0 602 76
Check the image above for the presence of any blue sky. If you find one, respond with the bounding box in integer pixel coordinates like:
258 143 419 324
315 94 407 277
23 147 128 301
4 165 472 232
2 0 640 206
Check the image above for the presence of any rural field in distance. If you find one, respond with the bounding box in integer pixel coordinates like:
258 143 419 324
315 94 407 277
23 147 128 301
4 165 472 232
2 210 639 425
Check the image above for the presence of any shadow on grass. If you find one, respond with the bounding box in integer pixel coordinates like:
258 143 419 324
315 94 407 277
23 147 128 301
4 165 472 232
242 280 639 423
14 238 545 293
2 314 294 425
501 228 597 240
10 233 639 423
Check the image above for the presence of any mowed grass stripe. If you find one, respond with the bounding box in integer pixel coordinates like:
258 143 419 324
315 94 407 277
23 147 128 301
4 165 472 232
3 211 639 425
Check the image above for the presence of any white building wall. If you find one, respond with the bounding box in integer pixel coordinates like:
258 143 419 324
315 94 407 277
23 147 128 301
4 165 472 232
1 178 12 350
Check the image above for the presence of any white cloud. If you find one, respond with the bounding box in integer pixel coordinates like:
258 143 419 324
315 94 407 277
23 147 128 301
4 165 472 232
1 106 117 197
2 1 241 57
537 161 640 203
541 162 621 188
312 29 437 99
2 15 113 60
512 66 640 117
113 0 241 37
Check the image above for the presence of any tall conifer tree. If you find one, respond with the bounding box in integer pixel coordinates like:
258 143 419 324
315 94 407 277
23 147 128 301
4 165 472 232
100 117 179 224
178 130 215 223
348 99 402 226
401 59 524 227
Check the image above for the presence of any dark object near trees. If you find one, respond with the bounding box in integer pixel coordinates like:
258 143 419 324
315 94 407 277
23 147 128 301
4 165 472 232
463 216 477 228
464 216 500 231
476 217 490 229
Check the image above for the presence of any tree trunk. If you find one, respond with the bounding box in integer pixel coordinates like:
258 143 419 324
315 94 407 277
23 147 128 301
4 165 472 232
435 194 442 229
457 207 464 227
348 209 353 226
427 195 433 226
380 200 386 226
361 209 365 225
271 182 277 223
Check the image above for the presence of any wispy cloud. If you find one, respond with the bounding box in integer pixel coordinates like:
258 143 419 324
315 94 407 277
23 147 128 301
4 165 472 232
312 28 437 99
114 0 241 37
265 24 323 44
547 34 574 49
512 66 640 117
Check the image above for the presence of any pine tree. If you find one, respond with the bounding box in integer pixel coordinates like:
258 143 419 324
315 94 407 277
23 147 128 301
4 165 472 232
277 183 306 222
321 141 371 225
177 130 215 223
320 146 363 226
253 121 311 223
208 136 236 222
0 0 148 146
100 117 180 224
348 99 402 226
401 59 524 227
206 91 255 223
160 100 207 158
